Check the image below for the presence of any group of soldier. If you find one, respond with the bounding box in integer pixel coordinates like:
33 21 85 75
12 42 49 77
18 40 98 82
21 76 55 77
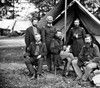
24 15 100 84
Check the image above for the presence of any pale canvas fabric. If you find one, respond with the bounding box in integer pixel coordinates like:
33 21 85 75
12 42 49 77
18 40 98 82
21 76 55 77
92 74 100 86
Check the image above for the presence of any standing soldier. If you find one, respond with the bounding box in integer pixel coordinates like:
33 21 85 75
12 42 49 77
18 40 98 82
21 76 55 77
66 18 86 57
25 18 40 53
41 16 56 71
72 34 100 81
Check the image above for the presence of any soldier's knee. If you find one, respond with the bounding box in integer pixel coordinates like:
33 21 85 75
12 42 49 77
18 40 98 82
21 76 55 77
25 59 31 64
72 59 78 65
86 63 97 69
68 53 73 57
38 58 44 62
67 57 72 62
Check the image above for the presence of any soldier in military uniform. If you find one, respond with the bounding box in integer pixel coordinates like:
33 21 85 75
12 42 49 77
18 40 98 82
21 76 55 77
72 34 100 81
41 16 56 71
25 18 40 53
50 30 63 70
66 19 86 57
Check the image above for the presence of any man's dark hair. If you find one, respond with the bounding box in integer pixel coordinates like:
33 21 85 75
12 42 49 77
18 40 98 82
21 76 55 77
55 30 62 34
85 34 91 38
31 18 38 22
74 18 80 22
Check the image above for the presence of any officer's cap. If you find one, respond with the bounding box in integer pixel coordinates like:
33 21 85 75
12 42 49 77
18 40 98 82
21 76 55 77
46 16 53 22
74 18 80 23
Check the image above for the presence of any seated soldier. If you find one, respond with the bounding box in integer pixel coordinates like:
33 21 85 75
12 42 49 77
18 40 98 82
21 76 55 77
72 34 100 81
50 30 63 70
60 45 75 77
25 34 47 79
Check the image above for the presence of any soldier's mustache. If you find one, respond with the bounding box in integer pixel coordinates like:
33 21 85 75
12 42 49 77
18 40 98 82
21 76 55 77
85 42 91 45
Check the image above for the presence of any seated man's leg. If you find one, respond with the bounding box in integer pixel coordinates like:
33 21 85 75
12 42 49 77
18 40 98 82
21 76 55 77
25 57 35 76
66 57 73 71
82 62 97 81
60 52 74 60
65 53 74 71
52 54 62 71
55 55 62 67
37 57 44 75
57 54 62 66
60 52 74 76
62 59 68 76
72 59 82 78
53 55 58 67
62 57 72 76
47 53 52 71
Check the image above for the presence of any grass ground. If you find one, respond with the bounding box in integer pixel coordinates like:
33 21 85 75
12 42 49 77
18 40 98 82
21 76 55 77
0 36 96 88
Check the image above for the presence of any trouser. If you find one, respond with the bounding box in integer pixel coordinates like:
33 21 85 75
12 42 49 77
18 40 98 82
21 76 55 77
53 54 62 68
71 39 84 57
72 59 98 80
25 56 43 75
82 62 97 81
60 52 75 74
46 53 52 71
72 59 82 78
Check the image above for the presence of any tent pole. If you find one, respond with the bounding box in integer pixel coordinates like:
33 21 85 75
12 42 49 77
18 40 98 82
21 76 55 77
13 0 15 19
64 0 67 43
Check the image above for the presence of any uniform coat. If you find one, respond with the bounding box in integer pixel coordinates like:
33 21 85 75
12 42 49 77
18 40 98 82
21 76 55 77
41 25 56 51
27 42 47 58
66 26 86 57
50 36 63 67
41 25 56 70
78 43 100 66
25 26 40 52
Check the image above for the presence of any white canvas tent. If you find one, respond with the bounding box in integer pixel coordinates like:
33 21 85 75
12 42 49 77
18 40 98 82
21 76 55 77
13 20 31 33
0 19 31 32
0 19 15 31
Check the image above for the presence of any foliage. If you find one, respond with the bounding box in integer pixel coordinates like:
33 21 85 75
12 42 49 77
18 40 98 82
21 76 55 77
29 0 58 20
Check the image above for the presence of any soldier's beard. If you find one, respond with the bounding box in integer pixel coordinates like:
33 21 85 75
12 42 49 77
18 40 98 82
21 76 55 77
47 22 52 27
85 42 91 48
75 24 79 27
55 35 62 40
32 24 37 27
